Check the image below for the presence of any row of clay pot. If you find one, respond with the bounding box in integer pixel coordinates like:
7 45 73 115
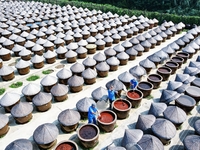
0 25 175 81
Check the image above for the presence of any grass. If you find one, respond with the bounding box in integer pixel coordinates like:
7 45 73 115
9 82 23 88
26 75 40 81
146 95 154 100
0 134 6 138
0 88 6 95
42 69 53 75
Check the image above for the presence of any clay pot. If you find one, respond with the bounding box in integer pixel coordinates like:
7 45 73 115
86 44 96 54
78 124 99 149
77 53 87 59
171 56 184 68
157 66 172 81
165 61 179 74
0 123 9 137
113 39 120 44
43 84 57 93
0 53 11 61
34 50 43 56
65 39 73 45
185 86 200 103
112 99 132 119
97 70 109 77
55 43 65 49
4 44 14 50
69 85 83 93
137 81 154 98
119 59 128 66
147 74 163 89
84 78 96 85
53 94 68 102
120 36 127 41
58 78 70 85
44 46 54 52
46 57 56 64
105 42 112 47
37 140 57 150
14 113 33 124
176 52 189 63
175 95 196 114
109 65 118 71
67 57 77 63
97 110 117 132
83 34 90 40
35 102 52 112
55 140 78 150
33 62 44 69
1 72 15 81
21 55 31 61
126 89 143 108
97 45 105 50
3 101 20 113
0 61 2 69
57 53 66 59
17 66 30 75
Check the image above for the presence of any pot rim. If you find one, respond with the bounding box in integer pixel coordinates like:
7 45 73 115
157 66 172 74
147 74 163 82
126 89 143 100
112 99 132 111
97 110 117 125
77 123 99 142
171 56 184 62
165 61 179 68
54 140 78 150
176 52 189 57
137 81 154 90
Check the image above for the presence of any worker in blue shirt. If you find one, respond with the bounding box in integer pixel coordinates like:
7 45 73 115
130 78 138 90
88 104 99 124
108 86 117 109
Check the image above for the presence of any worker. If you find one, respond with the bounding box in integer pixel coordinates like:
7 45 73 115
88 104 99 124
108 85 117 109
130 78 138 90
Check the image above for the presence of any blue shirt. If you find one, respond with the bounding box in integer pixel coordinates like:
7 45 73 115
88 106 98 118
108 89 115 101
130 79 138 89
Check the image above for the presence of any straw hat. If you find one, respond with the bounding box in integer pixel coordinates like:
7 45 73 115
33 123 59 145
58 109 80 126
148 102 167 117
137 134 164 150
32 92 52 106
152 118 176 140
76 97 96 112
11 102 33 118
50 83 68 96
121 129 143 148
5 139 33 150
22 83 41 96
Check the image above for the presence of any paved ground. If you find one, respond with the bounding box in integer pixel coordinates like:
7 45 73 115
0 27 200 150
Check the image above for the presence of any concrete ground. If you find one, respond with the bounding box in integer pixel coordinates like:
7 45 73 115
0 29 200 150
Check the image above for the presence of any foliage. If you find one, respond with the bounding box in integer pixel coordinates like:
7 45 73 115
9 82 23 88
60 1 200 25
68 0 200 16
42 69 53 75
0 88 6 95
26 75 40 81
146 95 154 100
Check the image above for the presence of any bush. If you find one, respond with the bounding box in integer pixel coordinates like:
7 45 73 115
26 75 40 81
0 88 6 95
61 1 200 25
9 82 23 88
42 69 54 75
